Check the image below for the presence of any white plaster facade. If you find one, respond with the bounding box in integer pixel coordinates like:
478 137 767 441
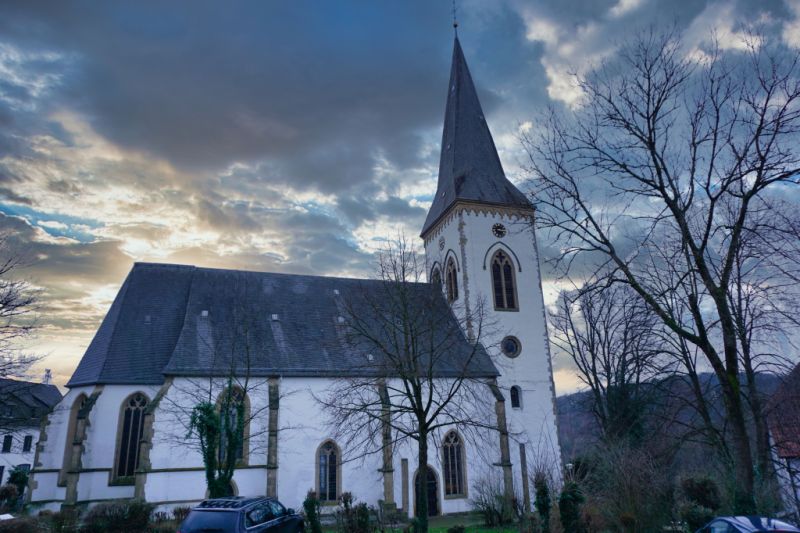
424 206 562 491
0 425 38 485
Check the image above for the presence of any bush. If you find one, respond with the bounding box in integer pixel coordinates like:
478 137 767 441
0 484 18 511
303 490 323 533
471 475 514 527
559 482 584 533
534 473 551 533
6 467 28 498
82 500 153 533
39 508 79 533
446 526 466 533
0 516 46 533
681 477 721 511
172 505 191 523
336 492 371 533
679 503 715 532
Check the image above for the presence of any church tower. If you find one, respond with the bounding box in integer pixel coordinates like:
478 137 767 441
422 37 562 487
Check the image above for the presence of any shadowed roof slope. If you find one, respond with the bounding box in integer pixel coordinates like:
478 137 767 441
421 37 530 237
0 378 62 420
67 263 498 387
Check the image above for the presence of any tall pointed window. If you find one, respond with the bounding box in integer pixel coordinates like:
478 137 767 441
446 258 458 303
491 251 517 310
114 392 148 481
218 387 249 466
442 431 466 497
510 386 522 409
317 440 341 502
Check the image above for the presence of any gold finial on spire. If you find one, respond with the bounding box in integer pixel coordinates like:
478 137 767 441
452 0 458 33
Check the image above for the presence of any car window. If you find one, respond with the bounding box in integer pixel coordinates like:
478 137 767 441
267 500 286 517
181 510 240 532
245 503 273 527
707 521 737 533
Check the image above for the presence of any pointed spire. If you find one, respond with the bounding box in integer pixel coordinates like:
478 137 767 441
421 37 530 237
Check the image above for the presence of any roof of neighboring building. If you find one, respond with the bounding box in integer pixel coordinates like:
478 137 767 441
0 378 62 422
421 37 531 237
769 365 800 458
67 263 498 387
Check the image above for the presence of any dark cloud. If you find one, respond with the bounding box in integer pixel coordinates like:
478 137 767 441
0 0 796 389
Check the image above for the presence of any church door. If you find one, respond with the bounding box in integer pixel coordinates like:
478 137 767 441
414 466 439 516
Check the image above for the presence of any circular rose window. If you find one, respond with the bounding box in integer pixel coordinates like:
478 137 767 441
501 336 521 358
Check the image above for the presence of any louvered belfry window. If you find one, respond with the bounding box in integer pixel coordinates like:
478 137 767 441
491 251 517 310
446 258 458 302
443 431 466 496
318 440 339 501
116 393 147 479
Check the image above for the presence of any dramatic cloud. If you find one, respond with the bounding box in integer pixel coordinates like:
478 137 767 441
0 0 793 392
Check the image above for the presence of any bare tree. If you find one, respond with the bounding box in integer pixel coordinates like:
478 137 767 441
550 283 667 445
317 237 500 533
523 28 800 511
0 236 39 380
159 282 272 498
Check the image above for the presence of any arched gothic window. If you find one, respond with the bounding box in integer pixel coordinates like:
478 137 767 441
59 394 87 486
442 431 466 497
317 440 341 502
491 251 517 310
218 387 248 466
445 258 458 303
510 386 522 409
114 392 149 481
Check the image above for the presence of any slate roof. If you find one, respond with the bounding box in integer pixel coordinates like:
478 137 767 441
0 378 62 422
67 263 498 387
421 37 531 237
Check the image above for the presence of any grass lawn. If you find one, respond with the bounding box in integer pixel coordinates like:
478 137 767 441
324 513 516 533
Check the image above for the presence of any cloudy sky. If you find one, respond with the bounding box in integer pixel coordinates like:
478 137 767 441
1 0 798 390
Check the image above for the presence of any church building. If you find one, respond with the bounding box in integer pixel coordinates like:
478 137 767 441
28 37 561 516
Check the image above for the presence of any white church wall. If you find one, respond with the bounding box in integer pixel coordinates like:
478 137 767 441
425 207 563 507
277 377 384 512
147 377 272 505
29 386 91 507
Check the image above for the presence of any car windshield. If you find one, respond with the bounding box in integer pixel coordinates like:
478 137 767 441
181 509 240 532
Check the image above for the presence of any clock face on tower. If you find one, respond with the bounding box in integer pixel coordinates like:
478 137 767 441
492 223 507 238
501 336 521 358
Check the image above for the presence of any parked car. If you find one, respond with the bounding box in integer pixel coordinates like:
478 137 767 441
696 516 800 533
178 496 304 533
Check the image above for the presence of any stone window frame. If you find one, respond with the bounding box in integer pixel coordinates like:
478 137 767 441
491 250 519 311
110 391 150 486
216 386 251 469
442 430 468 499
58 393 87 487
316 439 342 504
22 434 32 453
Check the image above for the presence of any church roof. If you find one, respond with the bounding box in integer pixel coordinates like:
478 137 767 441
421 37 531 237
67 263 498 387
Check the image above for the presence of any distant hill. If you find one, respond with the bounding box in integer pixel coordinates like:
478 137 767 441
556 372 784 460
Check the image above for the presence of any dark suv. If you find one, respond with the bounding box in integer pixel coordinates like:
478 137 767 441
178 496 304 533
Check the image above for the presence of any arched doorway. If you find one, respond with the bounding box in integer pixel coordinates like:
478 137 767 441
414 465 440 517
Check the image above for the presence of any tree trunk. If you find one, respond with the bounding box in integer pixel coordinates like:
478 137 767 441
416 429 429 533
715 342 756 513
